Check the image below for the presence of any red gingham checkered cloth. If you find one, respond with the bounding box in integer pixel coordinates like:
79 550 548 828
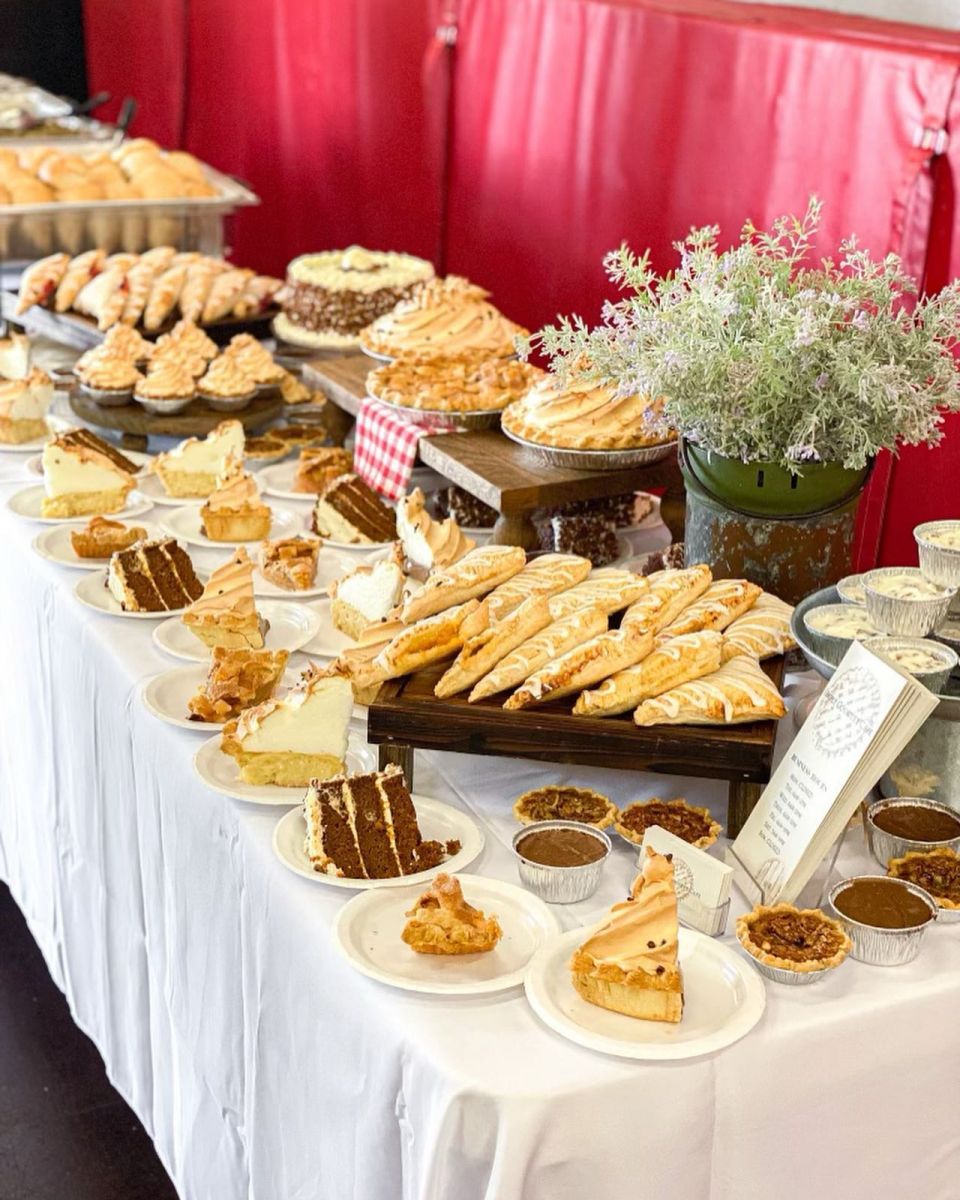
353 397 449 500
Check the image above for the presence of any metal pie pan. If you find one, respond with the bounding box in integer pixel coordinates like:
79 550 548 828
501 425 677 470
366 387 503 431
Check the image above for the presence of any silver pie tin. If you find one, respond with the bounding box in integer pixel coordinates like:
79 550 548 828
132 392 195 416
368 389 503 431
801 602 877 667
861 635 958 693
914 521 960 589
511 820 610 905
862 567 956 637
202 388 257 413
737 947 839 986
501 424 677 470
836 573 866 604
865 796 960 869
828 875 937 966
78 382 134 407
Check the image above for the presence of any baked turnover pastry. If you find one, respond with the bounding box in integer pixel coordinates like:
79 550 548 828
292 447 353 495
368 350 545 412
396 487 474 572
400 545 527 623
502 372 674 450
259 535 321 592
615 798 721 849
70 515 148 559
107 537 204 612
736 904 852 974
369 599 488 683
182 547 269 649
484 553 592 621
278 247 435 347
546 568 649 621
200 455 272 542
570 849 683 1024
15 252 70 314
221 663 354 787
656 579 763 639
41 429 136 517
312 473 397 544
887 848 960 909
154 419 245 497
633 656 786 727
504 623 653 710
513 785 617 829
575 630 724 717
187 647 290 723
621 565 713 635
303 762 459 878
435 594 554 698
721 593 797 662
402 874 502 955
359 276 527 360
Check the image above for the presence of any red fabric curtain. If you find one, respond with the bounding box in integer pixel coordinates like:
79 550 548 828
83 0 960 565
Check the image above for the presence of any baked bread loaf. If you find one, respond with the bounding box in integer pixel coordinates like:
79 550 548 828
435 595 553 698
469 607 609 702
633 656 785 727
484 553 591 621
657 579 762 639
621 564 712 634
547 568 649 621
400 545 526 623
574 630 724 717
721 593 796 661
504 623 654 710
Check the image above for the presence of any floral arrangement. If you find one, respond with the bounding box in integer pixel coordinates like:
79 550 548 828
521 198 960 472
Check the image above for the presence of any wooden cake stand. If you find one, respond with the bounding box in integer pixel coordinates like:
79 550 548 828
68 391 283 452
304 352 686 546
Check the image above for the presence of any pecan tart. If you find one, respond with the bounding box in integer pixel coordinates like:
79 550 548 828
615 798 721 849
243 436 288 463
368 350 544 413
888 848 960 910
513 785 617 830
737 903 852 975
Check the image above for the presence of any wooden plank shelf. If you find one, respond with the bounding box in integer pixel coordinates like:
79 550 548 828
367 656 785 836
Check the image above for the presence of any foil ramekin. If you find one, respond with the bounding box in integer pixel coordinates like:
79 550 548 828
737 948 838 986
828 875 937 966
202 389 257 413
802 603 877 667
511 820 611 904
864 796 960 868
862 568 956 638
132 392 195 416
836 573 866 604
79 382 134 407
914 521 960 589
862 635 957 694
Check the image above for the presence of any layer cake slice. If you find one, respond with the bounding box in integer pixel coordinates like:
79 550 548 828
107 537 203 612
312 473 396 544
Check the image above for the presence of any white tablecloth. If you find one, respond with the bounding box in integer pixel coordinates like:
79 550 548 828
1 433 959 1200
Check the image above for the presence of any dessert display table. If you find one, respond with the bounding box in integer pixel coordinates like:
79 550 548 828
304 352 687 545
2 444 959 1200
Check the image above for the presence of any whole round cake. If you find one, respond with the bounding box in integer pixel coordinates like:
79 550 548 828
276 246 435 348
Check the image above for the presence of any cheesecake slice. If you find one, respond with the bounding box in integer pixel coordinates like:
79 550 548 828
221 663 354 786
570 848 684 1024
41 429 137 517
182 546 269 649
153 418 245 498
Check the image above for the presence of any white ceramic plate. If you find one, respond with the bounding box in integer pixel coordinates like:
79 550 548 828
73 567 206 619
160 503 302 549
252 548 355 601
193 730 375 805
152 599 322 662
256 461 309 500
26 447 152 477
275 798 485 893
524 926 766 1061
334 874 559 995
31 519 164 570
0 414 73 454
6 484 153 524
299 598 355 658
135 471 201 506
141 664 300 732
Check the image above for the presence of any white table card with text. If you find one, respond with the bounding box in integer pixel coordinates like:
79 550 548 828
727 641 939 906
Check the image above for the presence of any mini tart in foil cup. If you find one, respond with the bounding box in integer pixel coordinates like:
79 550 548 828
862 635 957 694
836 573 866 604
735 903 850 985
862 567 955 638
801 602 877 668
200 386 257 413
828 875 937 966
887 849 960 924
914 520 960 589
132 391 195 416
78 381 134 407
511 820 610 905
865 796 960 869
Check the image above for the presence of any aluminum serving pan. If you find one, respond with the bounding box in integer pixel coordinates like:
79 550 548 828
827 875 937 965
501 425 678 470
864 796 960 868
511 820 611 904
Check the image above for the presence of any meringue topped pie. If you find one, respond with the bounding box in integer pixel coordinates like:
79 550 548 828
221 663 354 786
134 358 196 406
396 487 474 571
570 849 683 1023
73 345 142 394
502 372 674 450
199 454 272 542
329 557 406 639
182 547 269 649
154 419 245 497
223 333 285 386
402 874 502 955
41 429 137 517
198 354 257 402
0 366 54 444
187 646 290 723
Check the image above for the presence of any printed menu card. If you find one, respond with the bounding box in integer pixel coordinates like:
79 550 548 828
728 641 939 905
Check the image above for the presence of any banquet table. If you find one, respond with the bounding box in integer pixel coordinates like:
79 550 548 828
1 432 959 1200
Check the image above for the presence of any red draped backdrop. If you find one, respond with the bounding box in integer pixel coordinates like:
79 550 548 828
84 0 960 565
